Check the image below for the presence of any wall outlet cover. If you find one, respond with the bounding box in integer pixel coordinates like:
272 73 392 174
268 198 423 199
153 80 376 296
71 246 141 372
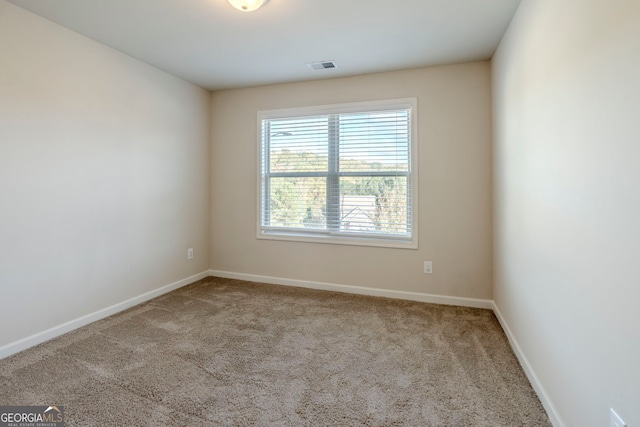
423 261 432 274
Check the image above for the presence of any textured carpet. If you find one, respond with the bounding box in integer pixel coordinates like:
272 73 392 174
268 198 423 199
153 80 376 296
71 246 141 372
0 277 550 426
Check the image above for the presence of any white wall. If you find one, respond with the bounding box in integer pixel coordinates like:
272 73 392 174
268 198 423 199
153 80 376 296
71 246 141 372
211 63 493 300
0 1 211 350
493 1 640 426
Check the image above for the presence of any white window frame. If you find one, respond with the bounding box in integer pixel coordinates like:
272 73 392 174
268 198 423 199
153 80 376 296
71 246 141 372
257 98 418 249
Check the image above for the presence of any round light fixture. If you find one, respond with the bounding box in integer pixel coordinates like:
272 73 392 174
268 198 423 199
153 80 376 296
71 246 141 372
227 0 270 12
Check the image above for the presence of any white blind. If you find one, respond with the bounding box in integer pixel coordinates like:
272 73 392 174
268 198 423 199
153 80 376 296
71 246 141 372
260 102 413 242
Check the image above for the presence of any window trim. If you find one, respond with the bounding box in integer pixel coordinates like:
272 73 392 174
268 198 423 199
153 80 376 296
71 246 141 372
256 98 419 249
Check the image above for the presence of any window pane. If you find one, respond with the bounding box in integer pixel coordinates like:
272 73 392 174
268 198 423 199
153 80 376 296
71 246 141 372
338 111 409 172
339 176 409 235
268 177 327 229
268 116 329 173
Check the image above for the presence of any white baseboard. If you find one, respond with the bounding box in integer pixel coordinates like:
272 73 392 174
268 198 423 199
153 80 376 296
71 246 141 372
491 302 565 427
0 270 210 360
208 269 493 309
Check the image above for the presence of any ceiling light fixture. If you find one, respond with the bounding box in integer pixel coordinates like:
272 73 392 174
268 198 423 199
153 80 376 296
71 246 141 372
227 0 269 12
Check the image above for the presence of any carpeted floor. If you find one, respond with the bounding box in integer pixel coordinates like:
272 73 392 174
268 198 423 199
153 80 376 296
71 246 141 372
0 277 551 426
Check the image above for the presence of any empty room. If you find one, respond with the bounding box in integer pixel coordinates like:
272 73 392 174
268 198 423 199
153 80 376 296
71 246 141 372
0 0 638 426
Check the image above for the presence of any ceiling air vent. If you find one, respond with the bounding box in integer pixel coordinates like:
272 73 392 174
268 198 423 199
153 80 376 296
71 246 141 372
307 61 338 71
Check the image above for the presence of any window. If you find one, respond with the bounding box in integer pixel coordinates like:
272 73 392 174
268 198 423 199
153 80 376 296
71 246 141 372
258 98 417 248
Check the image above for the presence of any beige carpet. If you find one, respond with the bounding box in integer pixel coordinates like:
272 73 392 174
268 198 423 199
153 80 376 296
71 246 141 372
0 277 550 426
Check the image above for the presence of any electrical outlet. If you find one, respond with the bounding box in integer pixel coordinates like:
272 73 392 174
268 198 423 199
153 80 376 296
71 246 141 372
610 409 627 427
187 248 194 260
423 261 432 274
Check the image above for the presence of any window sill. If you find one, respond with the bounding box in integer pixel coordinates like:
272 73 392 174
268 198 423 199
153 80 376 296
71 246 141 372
257 230 418 249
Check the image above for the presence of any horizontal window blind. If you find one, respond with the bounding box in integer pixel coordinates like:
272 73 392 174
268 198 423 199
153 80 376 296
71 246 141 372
259 99 416 247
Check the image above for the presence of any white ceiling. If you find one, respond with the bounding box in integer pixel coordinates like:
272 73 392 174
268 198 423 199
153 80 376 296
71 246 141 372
8 0 521 91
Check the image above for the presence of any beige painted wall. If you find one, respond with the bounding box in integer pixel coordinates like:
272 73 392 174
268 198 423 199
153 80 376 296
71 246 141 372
0 1 210 348
211 63 493 299
493 0 640 426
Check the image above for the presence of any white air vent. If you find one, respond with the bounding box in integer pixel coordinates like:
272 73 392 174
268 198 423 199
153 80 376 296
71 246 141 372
307 60 338 71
